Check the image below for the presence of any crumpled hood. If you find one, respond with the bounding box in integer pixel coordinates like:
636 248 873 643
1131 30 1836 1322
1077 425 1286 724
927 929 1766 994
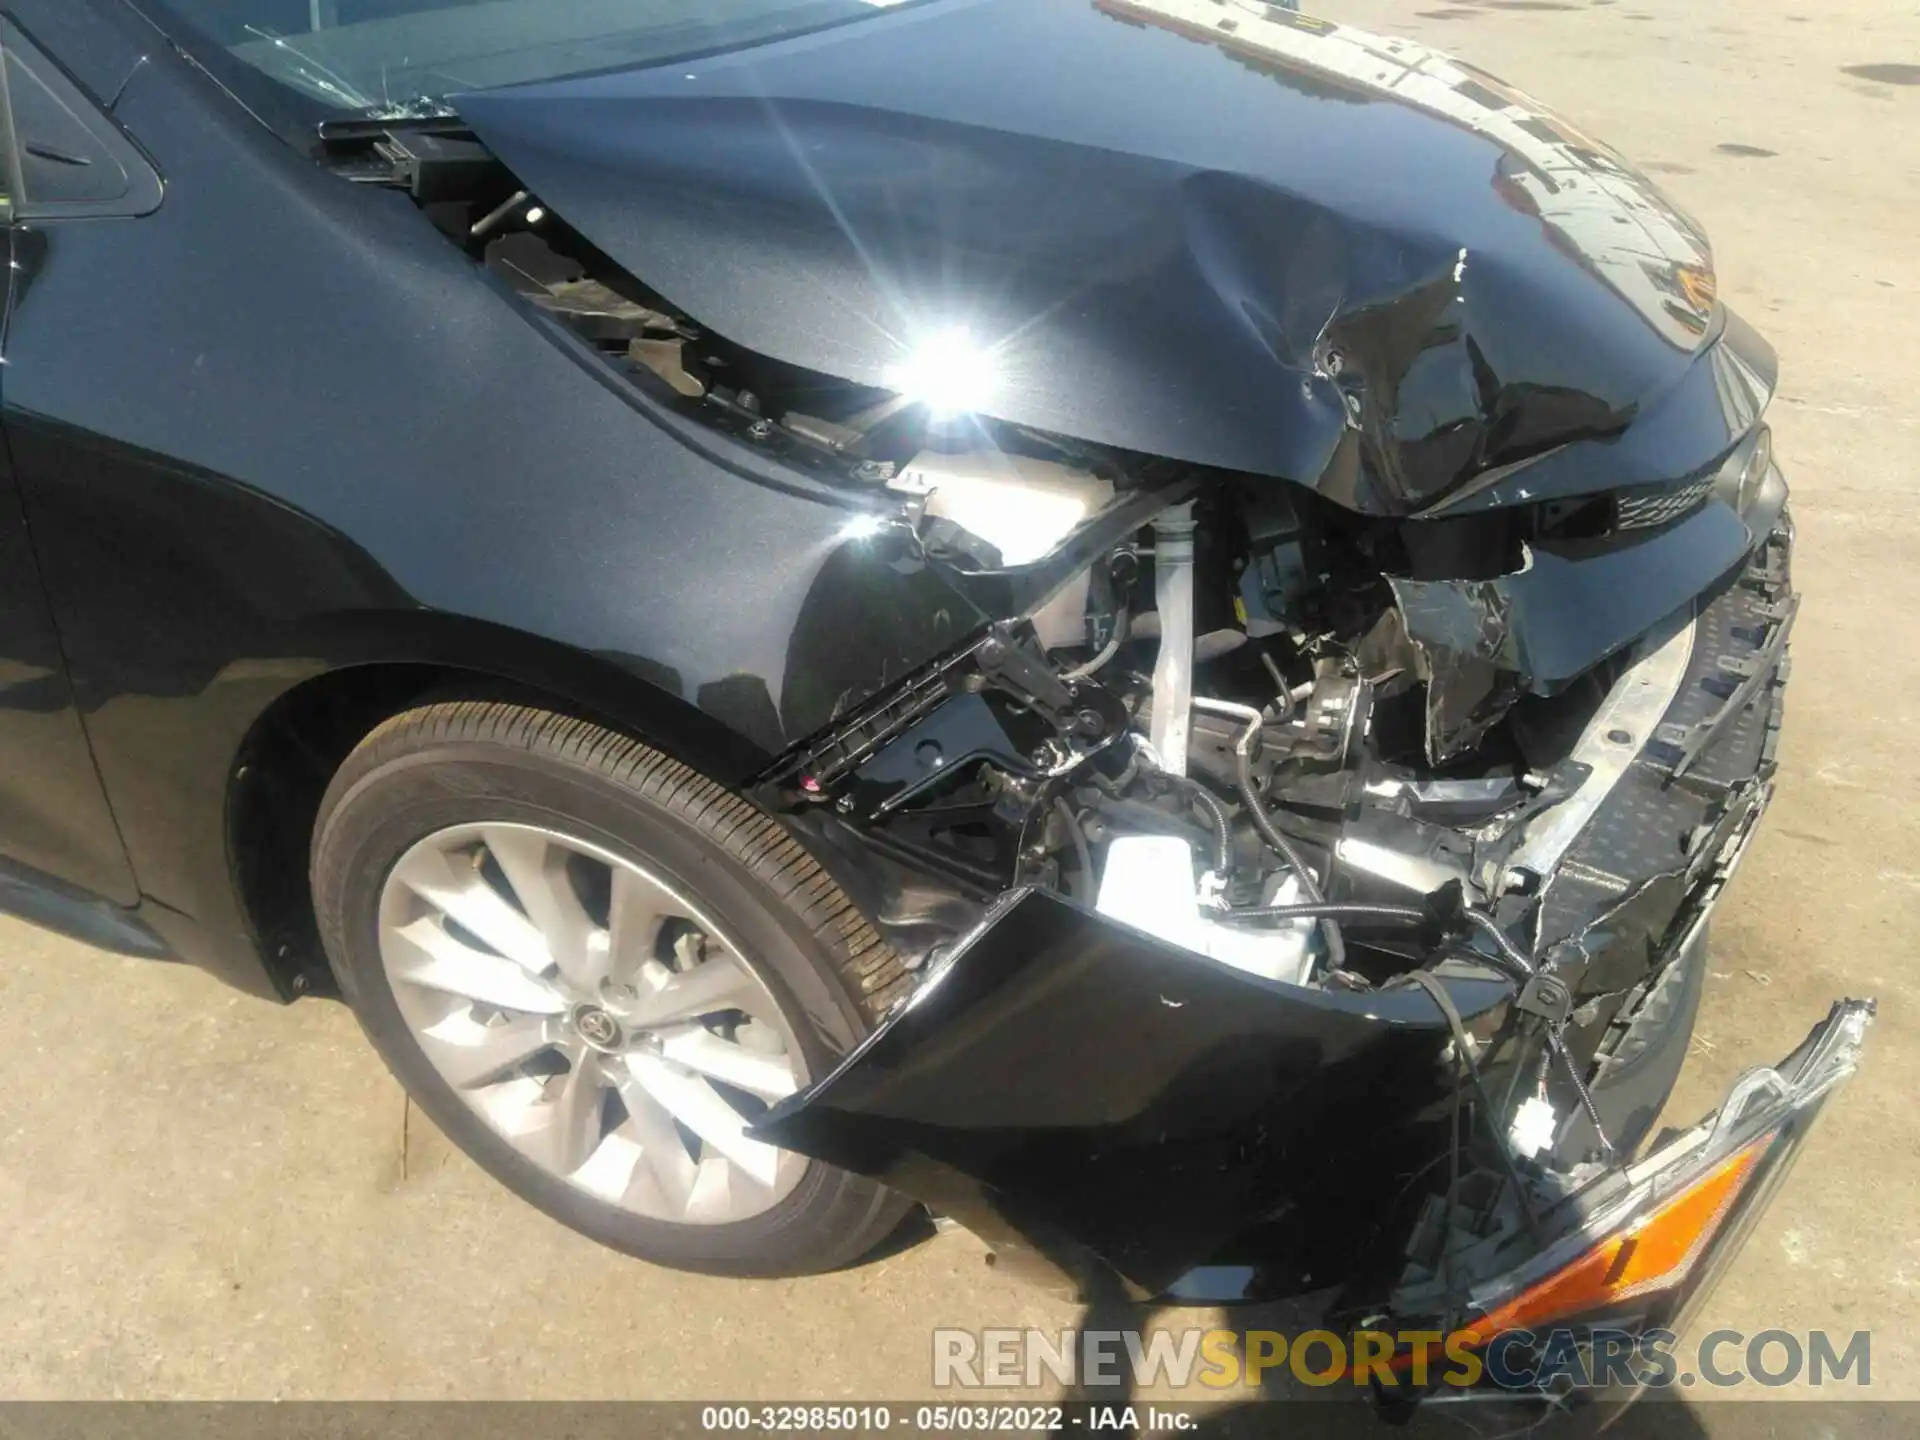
457 0 1769 515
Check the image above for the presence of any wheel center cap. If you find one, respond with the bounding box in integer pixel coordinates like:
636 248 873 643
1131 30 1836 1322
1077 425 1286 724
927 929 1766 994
572 1004 625 1053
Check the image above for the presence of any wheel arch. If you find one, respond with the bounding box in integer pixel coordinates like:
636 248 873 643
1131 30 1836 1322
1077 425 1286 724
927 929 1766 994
222 617 780 1000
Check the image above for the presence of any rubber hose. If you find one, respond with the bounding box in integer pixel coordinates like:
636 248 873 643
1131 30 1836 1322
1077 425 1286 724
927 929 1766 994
1233 747 1348 973
1226 902 1535 985
1173 778 1234 878
1259 651 1295 721
1054 798 1095 904
1234 751 1325 903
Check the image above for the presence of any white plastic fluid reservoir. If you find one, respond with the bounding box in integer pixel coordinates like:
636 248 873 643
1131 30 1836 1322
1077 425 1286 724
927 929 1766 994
1095 835 1205 953
1200 874 1317 987
889 450 1114 567
1095 836 1317 987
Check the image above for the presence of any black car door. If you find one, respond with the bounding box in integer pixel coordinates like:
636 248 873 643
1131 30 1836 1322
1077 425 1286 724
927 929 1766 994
0 8 159 910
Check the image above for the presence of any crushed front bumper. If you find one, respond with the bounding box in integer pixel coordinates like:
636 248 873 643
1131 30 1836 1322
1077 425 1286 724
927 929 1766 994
757 512 1864 1339
1514 515 1800 1160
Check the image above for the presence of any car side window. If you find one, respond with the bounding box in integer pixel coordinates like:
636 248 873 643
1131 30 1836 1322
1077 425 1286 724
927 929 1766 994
0 13 162 220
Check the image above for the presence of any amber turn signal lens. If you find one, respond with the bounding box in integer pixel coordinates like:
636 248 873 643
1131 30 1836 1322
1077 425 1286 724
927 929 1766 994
1394 1138 1769 1373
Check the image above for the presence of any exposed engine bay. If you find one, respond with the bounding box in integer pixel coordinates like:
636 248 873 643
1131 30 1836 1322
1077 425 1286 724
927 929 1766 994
766 450 1788 1040
434 178 1768 996
326 141 1789 1001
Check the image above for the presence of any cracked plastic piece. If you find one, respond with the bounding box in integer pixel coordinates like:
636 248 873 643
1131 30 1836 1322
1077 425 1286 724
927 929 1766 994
1668 594 1797 781
1390 499 1757 762
756 887 1514 1301
1391 999 1875 1353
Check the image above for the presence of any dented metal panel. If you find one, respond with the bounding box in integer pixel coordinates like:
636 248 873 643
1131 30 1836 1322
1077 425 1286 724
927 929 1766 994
456 0 1764 514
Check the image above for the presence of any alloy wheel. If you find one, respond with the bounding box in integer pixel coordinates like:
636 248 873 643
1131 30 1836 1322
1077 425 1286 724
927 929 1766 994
376 822 810 1223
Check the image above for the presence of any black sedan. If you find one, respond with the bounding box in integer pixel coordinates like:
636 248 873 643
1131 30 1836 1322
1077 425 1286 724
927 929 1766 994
0 0 1870 1400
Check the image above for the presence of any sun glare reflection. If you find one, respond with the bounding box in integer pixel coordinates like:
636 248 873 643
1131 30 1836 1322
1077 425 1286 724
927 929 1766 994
883 327 1000 419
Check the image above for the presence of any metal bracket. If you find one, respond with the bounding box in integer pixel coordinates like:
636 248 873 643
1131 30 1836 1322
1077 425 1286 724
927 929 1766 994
1668 593 1799 782
974 624 1080 726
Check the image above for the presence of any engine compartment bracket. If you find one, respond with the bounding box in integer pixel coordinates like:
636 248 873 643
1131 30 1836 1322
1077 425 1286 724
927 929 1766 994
1665 591 1797 782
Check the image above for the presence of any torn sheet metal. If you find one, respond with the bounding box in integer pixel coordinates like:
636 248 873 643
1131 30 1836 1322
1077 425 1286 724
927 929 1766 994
1390 574 1525 765
756 888 1513 1301
1390 498 1755 762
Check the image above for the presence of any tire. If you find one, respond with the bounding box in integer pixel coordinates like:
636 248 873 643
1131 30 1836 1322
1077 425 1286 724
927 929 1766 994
311 699 915 1277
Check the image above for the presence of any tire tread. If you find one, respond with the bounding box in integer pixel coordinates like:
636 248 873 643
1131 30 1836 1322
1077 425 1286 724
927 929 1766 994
337 702 912 1023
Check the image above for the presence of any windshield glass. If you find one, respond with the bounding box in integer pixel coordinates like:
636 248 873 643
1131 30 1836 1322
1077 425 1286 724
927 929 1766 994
149 0 914 117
